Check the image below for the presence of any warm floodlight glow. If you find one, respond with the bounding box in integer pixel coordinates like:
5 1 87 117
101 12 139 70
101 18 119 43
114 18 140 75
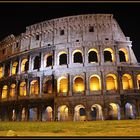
12 61 18 75
0 67 3 78
2 85 8 99
30 80 39 95
73 76 84 92
122 74 133 90
90 75 101 91
10 84 16 97
20 82 27 96
106 74 117 90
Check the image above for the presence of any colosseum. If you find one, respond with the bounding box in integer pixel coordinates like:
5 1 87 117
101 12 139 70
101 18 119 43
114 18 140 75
0 14 140 122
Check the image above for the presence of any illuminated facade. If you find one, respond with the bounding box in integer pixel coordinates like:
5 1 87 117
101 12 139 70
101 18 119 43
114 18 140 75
0 14 140 121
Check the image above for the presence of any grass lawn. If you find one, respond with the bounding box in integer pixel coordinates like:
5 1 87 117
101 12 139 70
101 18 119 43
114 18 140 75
0 120 140 137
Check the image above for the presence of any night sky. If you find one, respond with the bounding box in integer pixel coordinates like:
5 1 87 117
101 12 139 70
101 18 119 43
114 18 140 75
0 2 140 61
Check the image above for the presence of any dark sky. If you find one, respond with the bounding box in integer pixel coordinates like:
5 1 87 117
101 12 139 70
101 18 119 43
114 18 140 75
0 2 140 61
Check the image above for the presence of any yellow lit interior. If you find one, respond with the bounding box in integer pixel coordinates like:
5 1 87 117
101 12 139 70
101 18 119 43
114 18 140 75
58 77 68 93
0 67 3 78
137 74 140 89
21 59 28 72
104 48 115 62
30 80 39 95
74 76 84 92
20 82 27 96
106 74 117 90
90 75 101 91
122 74 133 90
119 48 129 62
109 103 119 118
10 84 16 97
12 62 18 75
2 85 8 99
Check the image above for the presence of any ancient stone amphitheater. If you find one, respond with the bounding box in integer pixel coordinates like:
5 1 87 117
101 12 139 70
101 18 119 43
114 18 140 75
0 14 140 122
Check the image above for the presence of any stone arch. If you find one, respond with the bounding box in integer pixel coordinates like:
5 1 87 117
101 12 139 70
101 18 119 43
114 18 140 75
44 54 53 67
29 107 38 121
30 79 39 95
108 103 121 120
58 105 68 121
122 74 133 90
90 75 101 91
104 48 115 62
74 104 86 121
88 48 98 63
21 58 29 72
0 66 3 78
11 61 18 75
106 74 118 90
33 55 40 70
10 83 16 98
42 106 53 121
57 76 68 93
125 103 136 119
21 107 26 121
43 78 53 94
73 76 85 92
119 48 129 62
58 51 67 65
72 50 83 63
2 85 8 99
12 109 16 121
137 74 140 89
19 81 27 96
91 104 104 120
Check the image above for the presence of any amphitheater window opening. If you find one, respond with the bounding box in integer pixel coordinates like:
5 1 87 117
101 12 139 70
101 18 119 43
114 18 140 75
90 75 101 91
16 42 19 48
30 80 39 95
106 74 117 90
0 66 3 78
2 85 8 99
91 104 103 121
12 62 18 75
73 77 85 92
5 63 10 76
60 30 64 35
108 103 121 120
19 82 27 96
104 48 114 62
42 106 53 121
58 105 68 121
10 84 16 98
45 55 53 67
43 80 52 94
74 105 86 121
119 48 129 62
12 109 16 121
88 51 98 63
73 51 83 63
36 35 39 40
21 108 26 121
125 103 136 119
89 26 94 32
122 74 133 90
58 77 68 93
21 59 29 72
33 56 41 70
59 53 67 65
29 108 38 121
137 74 140 89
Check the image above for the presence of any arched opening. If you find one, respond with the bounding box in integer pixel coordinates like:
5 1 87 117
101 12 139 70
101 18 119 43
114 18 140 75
2 85 8 99
19 82 27 96
90 75 101 91
108 103 121 120
12 109 16 121
59 52 67 65
5 63 10 77
42 106 53 121
43 79 53 94
11 61 18 75
125 103 136 119
104 48 114 62
44 54 53 67
119 48 128 62
73 76 85 92
30 80 39 95
106 74 117 90
57 77 68 93
10 84 16 98
137 74 140 89
0 66 3 78
21 108 26 121
122 74 133 90
74 105 86 121
91 104 103 120
58 105 68 121
29 108 38 121
33 56 40 70
73 50 83 63
21 58 29 72
88 49 98 63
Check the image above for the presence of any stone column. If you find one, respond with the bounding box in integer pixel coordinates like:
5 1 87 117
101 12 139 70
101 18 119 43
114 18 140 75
39 76 43 97
9 61 12 76
18 58 21 75
40 52 44 71
28 55 32 72
69 75 73 96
